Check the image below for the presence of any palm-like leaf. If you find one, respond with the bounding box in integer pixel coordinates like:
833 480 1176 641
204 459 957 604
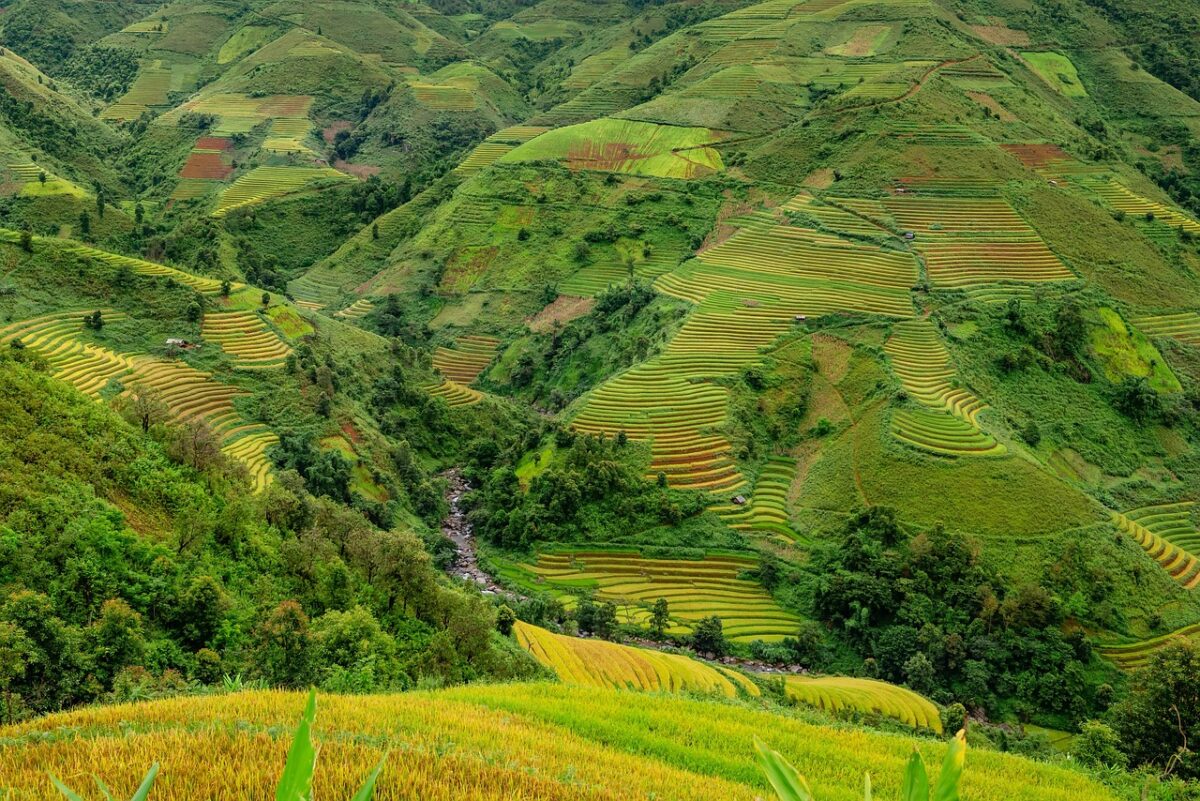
753 738 814 801
276 689 319 801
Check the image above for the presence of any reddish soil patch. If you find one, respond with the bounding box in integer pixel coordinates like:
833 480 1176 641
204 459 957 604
180 151 232 180
194 136 232 151
527 295 595 333
323 121 352 144
334 159 380 179
340 420 364 444
1000 143 1070 169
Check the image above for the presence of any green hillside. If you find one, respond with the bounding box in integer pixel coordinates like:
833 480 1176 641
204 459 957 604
1 0 1200 796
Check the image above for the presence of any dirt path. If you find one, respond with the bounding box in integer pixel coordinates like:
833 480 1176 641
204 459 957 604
441 468 508 595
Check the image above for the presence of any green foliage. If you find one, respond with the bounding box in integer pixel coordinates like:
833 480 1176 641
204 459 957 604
1110 639 1200 778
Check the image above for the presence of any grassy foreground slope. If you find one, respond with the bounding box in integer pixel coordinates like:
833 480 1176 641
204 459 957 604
0 685 1116 801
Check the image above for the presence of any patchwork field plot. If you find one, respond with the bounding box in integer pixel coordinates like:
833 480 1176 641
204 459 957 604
881 196 1074 288
826 24 893 57
1084 179 1200 237
1114 503 1200 589
0 311 276 490
163 93 313 137
781 676 942 732
262 116 314 154
514 621 759 697
503 550 802 642
5 162 85 198
713 456 795 535
563 46 630 89
334 298 374 319
425 379 483 407
213 166 351 217
501 119 724 179
891 408 1005 457
885 319 987 422
1133 312 1200 346
1021 51 1087 97
452 141 514 176
202 311 291 368
409 80 476 111
0 310 136 396
485 126 550 144
432 335 500 384
101 60 172 121
179 136 233 181
782 193 884 236
1099 622 1200 670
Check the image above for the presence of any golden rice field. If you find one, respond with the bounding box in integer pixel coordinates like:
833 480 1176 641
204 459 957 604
0 684 1119 801
1114 502 1200 589
891 408 1005 457
201 310 292 369
334 298 374 319
262 116 315 154
713 456 796 535
884 319 988 423
1133 311 1200 346
513 621 760 696
163 93 314 137
431 335 500 384
213 166 352 217
425 378 483 407
0 310 276 492
501 550 802 642
881 196 1075 288
780 675 943 732
452 142 514 176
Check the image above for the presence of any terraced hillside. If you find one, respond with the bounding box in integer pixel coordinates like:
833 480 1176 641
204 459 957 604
0 311 278 491
202 311 291 369
1114 503 1200 589
781 675 943 732
498 550 802 643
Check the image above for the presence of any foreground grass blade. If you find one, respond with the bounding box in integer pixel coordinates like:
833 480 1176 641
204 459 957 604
350 753 389 801
932 730 967 801
900 751 930 801
753 738 814 801
276 689 319 801
48 776 85 801
130 765 160 801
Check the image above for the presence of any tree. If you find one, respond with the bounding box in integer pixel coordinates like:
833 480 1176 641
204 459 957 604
255 600 311 687
96 190 105 219
86 599 146 689
650 598 669 638
84 310 104 330
116 383 168 433
692 615 726 657
1075 721 1127 768
0 621 31 723
78 211 90 236
186 300 202 322
176 575 231 649
1111 640 1200 778
262 291 270 307
168 419 222 472
220 280 232 296
19 230 31 252
1115 377 1161 422
37 171 45 185
372 223 379 240
593 601 618 641
134 202 144 224
496 605 516 636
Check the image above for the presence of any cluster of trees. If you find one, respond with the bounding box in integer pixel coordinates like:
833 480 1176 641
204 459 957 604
0 348 533 723
809 508 1097 720
467 430 707 549
59 44 138 101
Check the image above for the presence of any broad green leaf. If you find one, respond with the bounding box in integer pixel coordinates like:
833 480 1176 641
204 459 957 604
48 775 86 801
899 750 929 801
93 776 115 801
350 753 389 801
753 737 814 801
932 730 967 801
130 764 160 801
276 689 319 801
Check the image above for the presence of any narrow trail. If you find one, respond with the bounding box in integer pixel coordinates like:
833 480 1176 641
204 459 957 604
440 468 508 595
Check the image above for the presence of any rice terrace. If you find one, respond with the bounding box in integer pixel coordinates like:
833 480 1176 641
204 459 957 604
0 0 1198 798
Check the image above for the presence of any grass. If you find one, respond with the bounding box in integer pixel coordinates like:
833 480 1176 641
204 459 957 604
1088 308 1180 393
501 119 725 179
514 620 760 697
217 25 275 64
0 685 1121 801
1021 51 1088 97
781 675 942 732
498 549 802 642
